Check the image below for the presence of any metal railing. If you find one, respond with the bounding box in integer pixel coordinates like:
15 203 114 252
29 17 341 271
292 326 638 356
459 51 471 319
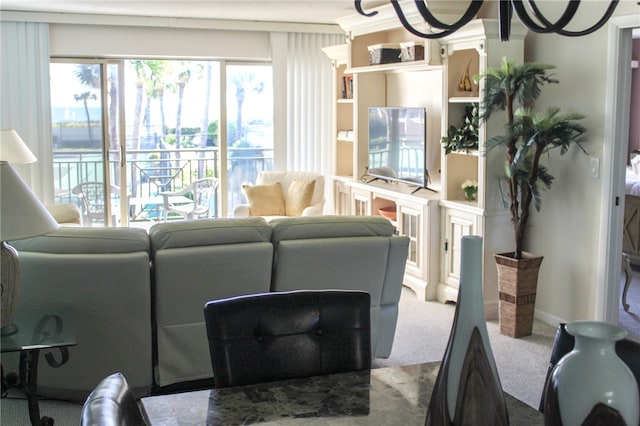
53 147 273 223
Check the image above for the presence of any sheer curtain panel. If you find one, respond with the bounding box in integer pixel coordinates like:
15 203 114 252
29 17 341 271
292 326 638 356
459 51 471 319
271 32 343 177
0 21 53 202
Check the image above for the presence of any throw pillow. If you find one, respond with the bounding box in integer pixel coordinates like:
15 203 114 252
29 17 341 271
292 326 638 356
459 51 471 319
242 182 286 216
286 179 316 216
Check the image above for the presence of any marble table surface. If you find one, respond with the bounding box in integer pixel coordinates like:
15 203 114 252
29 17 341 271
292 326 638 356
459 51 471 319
141 362 544 425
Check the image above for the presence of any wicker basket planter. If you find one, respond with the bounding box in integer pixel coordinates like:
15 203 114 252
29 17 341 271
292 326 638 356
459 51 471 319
495 252 543 338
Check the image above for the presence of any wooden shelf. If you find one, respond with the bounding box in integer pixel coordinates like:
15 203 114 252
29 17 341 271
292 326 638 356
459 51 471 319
346 60 441 75
449 96 480 103
448 149 479 157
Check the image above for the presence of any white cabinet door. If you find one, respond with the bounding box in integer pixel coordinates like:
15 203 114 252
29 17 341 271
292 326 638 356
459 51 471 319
334 180 351 215
397 202 422 274
441 207 480 294
351 187 372 216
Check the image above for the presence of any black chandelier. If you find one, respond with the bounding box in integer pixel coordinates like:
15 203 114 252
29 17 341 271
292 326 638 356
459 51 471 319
354 0 620 41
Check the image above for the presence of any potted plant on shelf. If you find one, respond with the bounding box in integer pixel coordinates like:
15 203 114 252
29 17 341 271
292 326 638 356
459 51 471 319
478 58 587 337
441 103 479 154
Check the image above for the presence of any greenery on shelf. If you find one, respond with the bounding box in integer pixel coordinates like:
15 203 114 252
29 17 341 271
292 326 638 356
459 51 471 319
478 58 587 259
441 103 479 154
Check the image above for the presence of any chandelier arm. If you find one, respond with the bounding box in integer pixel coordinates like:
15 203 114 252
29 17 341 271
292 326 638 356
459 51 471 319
354 0 378 18
413 0 483 31
390 0 480 39
527 0 620 37
499 0 514 41
511 0 580 34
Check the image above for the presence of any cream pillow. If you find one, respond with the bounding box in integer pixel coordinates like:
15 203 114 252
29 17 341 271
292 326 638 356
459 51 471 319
242 182 286 216
286 179 316 216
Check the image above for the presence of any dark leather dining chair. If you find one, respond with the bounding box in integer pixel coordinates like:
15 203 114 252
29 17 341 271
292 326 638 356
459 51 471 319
204 290 372 388
539 323 640 413
81 372 147 426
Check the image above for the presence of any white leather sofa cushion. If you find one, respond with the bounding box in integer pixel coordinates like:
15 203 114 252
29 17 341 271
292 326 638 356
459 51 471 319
269 216 409 358
149 218 274 387
9 227 152 401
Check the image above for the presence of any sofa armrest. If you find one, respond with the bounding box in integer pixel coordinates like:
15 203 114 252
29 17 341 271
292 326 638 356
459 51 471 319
233 204 250 217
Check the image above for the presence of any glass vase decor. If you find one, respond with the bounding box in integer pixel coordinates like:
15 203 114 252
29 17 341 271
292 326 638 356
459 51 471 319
426 235 508 425
543 321 639 426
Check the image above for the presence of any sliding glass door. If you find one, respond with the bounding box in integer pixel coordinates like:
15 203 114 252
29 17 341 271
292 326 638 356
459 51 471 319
50 59 273 226
226 63 274 215
50 60 124 226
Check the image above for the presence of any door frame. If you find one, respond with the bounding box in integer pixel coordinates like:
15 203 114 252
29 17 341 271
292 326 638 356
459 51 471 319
599 15 638 323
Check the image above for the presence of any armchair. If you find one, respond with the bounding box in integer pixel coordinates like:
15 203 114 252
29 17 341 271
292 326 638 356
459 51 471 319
233 171 324 220
46 203 82 226
159 177 218 221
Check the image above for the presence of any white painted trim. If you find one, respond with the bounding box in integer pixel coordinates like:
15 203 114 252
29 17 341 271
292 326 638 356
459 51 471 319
534 308 567 329
0 10 344 34
599 15 638 323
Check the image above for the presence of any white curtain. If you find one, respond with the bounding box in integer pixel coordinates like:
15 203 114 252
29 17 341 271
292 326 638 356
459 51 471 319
271 32 343 177
1 22 53 202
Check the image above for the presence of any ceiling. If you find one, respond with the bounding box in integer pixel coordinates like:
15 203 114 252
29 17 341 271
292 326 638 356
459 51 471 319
0 0 388 25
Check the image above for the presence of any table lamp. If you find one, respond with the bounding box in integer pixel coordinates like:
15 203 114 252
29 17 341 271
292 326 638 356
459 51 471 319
1 129 59 336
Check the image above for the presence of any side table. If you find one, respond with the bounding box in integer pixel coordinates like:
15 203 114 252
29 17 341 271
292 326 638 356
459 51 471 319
1 309 76 426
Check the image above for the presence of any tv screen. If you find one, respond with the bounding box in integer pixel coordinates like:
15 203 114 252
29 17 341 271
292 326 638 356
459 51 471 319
367 107 428 188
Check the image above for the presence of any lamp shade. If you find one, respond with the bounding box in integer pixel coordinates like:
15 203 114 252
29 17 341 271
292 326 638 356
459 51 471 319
0 162 58 241
0 129 37 164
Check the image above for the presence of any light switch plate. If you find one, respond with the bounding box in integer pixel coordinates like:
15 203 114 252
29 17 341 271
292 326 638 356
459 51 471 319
590 157 600 178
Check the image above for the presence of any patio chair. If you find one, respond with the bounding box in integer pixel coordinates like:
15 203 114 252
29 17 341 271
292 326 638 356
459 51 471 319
72 182 122 226
159 177 218 221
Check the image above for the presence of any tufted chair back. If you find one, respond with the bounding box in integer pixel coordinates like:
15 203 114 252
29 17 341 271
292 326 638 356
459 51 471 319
204 290 371 388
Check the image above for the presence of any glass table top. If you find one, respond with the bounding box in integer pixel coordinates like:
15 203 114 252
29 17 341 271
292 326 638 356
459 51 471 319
0 308 76 353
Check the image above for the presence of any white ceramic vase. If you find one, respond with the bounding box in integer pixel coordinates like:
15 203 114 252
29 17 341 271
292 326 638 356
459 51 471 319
426 235 508 425
543 321 639 426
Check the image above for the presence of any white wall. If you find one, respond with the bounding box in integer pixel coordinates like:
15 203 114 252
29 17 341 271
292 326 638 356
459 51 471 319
515 2 639 322
49 24 271 60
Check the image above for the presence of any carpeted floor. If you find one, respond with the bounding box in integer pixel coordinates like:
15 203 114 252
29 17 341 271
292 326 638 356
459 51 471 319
5 280 636 425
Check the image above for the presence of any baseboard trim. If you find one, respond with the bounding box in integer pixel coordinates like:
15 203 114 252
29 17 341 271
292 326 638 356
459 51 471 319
534 308 565 328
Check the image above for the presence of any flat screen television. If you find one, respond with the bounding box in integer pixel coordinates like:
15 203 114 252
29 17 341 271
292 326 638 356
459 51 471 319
367 106 429 189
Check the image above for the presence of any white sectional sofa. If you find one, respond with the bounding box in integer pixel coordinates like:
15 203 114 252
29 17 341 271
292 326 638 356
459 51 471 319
8 215 409 401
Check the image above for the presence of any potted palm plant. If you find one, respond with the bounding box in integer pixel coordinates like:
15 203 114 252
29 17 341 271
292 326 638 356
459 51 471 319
478 58 587 337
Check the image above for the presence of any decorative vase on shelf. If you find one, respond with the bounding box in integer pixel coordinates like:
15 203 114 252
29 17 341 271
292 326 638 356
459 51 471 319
426 235 508 425
543 321 639 426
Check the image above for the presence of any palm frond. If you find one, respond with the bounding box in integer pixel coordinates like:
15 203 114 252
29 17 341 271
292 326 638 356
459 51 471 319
486 134 507 151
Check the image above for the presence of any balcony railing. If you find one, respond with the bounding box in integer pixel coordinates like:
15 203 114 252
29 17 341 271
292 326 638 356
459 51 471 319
52 147 273 224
